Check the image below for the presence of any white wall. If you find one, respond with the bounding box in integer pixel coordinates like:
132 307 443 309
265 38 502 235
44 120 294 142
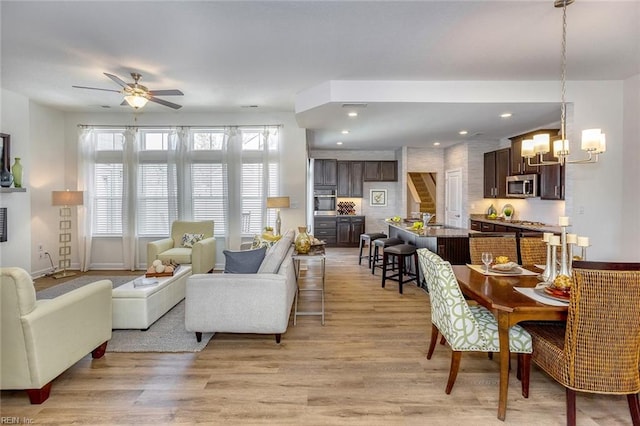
621 74 640 260
0 89 32 271
63 110 307 270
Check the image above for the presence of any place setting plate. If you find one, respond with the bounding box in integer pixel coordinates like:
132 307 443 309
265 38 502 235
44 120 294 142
534 282 571 302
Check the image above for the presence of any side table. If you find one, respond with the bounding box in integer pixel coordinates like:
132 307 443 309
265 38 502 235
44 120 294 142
292 247 326 325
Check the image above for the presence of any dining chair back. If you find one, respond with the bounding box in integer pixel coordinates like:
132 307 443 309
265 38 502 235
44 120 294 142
522 261 640 426
417 248 532 395
519 235 548 265
469 233 518 265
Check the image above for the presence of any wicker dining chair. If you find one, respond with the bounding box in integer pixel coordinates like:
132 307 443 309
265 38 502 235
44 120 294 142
417 248 532 395
522 261 640 426
468 233 518 265
519 235 548 265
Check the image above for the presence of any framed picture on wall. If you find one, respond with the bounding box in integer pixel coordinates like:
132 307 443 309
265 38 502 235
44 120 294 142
0 133 9 172
370 189 387 207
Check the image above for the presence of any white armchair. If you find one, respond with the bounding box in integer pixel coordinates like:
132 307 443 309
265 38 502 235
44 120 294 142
147 220 216 274
0 267 112 404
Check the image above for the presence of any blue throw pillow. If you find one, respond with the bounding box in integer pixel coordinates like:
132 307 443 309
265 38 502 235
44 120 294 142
223 247 267 274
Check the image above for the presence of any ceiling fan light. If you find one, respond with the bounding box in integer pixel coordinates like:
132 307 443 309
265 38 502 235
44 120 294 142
124 94 148 109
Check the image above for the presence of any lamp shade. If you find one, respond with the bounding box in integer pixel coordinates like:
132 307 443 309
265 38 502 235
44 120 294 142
52 190 83 206
266 196 290 209
124 95 149 109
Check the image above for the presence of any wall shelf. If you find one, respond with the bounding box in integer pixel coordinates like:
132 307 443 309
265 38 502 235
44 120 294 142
1 187 27 193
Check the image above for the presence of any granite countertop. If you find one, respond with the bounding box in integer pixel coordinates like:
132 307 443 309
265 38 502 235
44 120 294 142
385 221 475 238
469 214 562 233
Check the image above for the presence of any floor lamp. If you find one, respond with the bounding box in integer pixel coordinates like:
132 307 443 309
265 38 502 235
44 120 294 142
266 196 290 236
51 190 83 279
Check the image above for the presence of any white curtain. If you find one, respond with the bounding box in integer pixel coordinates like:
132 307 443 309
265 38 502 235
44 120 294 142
121 128 138 270
77 126 96 272
223 127 239 249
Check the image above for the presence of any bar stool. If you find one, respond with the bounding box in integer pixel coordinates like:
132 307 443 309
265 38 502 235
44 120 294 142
382 244 419 294
371 237 403 275
358 232 387 268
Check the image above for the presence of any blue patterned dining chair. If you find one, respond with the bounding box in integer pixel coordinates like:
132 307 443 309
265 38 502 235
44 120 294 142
417 248 532 395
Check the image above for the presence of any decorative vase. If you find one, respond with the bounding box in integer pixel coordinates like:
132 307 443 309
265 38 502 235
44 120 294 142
0 167 13 188
11 157 22 188
295 226 311 254
487 204 497 217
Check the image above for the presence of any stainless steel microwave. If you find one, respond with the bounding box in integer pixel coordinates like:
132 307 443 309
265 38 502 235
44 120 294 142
506 174 538 198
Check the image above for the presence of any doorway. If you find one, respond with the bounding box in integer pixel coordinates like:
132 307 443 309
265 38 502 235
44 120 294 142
445 168 462 228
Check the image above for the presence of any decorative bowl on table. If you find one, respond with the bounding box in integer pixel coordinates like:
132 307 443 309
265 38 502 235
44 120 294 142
490 261 520 273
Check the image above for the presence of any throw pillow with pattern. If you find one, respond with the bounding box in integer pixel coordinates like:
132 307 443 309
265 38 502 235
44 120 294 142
182 233 205 248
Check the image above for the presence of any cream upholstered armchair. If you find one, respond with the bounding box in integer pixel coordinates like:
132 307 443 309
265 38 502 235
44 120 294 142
147 220 216 274
1 267 112 404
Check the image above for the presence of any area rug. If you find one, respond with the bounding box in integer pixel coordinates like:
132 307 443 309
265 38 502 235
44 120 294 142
36 275 214 352
106 300 214 353
36 275 139 299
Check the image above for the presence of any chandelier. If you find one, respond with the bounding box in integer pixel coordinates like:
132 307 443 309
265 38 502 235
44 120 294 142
521 0 606 167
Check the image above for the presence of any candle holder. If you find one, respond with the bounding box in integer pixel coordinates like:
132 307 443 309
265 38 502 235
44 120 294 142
580 246 588 261
548 242 558 283
541 242 553 282
558 224 571 278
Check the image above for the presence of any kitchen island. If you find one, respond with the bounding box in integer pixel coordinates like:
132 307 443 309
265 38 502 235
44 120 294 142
385 221 477 265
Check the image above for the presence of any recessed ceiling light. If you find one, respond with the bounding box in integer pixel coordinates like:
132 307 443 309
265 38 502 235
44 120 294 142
341 130 350 134
500 113 513 118
433 142 441 146
336 141 343 145
459 130 468 135
348 112 358 117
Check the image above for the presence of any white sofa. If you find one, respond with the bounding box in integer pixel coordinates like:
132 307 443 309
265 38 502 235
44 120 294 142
185 229 296 343
0 267 112 404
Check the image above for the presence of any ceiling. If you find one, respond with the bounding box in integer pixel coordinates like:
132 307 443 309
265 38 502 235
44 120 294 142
1 1 638 150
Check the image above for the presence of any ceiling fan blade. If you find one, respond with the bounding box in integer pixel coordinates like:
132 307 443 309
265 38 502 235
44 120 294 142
72 85 121 93
148 96 182 110
148 89 184 96
104 72 130 89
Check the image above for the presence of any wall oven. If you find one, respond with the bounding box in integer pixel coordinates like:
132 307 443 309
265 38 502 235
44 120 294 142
506 174 538 198
314 188 337 215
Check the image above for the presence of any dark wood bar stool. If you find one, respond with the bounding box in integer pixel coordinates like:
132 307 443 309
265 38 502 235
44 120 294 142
371 237 403 275
381 244 419 294
358 232 387 268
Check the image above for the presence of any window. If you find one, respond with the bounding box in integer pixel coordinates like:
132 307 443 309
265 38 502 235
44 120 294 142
85 125 281 242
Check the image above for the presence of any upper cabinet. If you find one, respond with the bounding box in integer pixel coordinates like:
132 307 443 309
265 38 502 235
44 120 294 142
484 148 511 198
337 161 364 197
509 129 558 175
363 161 398 182
314 159 337 186
539 136 565 200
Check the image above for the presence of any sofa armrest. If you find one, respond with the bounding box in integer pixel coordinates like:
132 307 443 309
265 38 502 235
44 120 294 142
147 238 174 267
20 280 113 388
191 237 216 274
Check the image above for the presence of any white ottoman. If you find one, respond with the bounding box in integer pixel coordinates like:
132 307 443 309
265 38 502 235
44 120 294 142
112 265 192 329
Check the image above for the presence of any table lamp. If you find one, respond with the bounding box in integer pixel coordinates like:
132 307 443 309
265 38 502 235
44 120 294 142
266 196 290 236
51 190 83 279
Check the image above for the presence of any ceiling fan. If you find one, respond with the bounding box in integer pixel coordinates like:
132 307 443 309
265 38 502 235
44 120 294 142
73 72 183 110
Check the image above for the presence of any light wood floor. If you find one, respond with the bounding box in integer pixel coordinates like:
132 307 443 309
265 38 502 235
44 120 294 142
1 248 634 425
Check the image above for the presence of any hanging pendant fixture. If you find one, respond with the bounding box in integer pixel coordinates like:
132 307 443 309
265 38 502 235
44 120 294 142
521 0 606 167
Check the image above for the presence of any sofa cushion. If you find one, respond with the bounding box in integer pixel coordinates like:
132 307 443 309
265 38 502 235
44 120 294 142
182 233 205 248
157 247 192 264
257 229 294 274
223 247 267 274
250 233 281 249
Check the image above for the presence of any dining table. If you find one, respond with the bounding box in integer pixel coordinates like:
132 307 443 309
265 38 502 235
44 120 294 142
451 264 568 421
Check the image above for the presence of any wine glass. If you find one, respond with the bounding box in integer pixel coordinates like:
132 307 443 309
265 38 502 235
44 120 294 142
481 252 493 273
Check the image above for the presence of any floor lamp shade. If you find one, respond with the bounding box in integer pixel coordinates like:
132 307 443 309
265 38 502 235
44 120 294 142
51 190 83 279
266 196 290 236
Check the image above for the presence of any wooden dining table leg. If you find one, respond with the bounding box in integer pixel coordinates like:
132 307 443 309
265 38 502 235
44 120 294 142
497 311 511 421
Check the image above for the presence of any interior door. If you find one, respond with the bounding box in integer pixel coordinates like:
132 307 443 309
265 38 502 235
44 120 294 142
445 168 462 228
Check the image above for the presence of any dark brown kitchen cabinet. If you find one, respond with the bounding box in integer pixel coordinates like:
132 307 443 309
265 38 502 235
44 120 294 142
336 216 365 247
484 148 511 198
539 136 565 200
363 161 398 182
337 161 364 197
314 217 337 246
314 159 337 186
